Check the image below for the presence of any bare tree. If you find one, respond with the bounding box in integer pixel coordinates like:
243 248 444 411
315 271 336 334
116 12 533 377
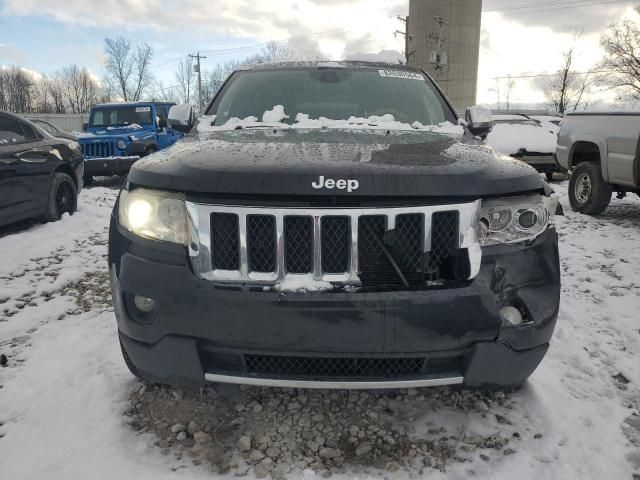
600 20 640 102
103 36 154 101
504 75 516 110
149 80 179 103
58 65 100 113
544 40 592 114
0 66 35 112
175 57 195 104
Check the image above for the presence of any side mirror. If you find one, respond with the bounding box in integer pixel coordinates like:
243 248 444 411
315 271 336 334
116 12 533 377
82 122 88 132
168 104 195 133
465 106 493 139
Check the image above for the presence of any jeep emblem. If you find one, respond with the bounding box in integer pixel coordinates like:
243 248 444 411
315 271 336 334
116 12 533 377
312 176 359 193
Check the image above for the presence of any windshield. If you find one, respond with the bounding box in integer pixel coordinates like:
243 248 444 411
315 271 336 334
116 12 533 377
89 106 153 128
207 68 456 129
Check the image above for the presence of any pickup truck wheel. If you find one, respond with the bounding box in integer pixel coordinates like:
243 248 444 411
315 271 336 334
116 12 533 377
545 171 554 182
568 162 612 215
42 173 78 222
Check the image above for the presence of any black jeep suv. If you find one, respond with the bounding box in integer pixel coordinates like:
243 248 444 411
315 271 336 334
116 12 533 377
109 62 560 389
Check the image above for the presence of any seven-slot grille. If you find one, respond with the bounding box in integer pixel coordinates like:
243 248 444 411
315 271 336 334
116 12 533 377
82 140 116 158
186 202 481 289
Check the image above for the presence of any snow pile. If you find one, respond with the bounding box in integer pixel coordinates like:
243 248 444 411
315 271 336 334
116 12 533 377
486 122 558 155
197 105 464 136
262 105 289 123
274 274 333 293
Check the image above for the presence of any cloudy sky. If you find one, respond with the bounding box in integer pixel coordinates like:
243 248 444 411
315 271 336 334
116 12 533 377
1 0 639 106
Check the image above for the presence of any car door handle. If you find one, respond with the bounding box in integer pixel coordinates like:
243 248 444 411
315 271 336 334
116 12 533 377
13 149 51 158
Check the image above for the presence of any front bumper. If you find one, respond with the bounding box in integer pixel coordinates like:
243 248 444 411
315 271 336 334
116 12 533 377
84 156 140 176
109 220 560 389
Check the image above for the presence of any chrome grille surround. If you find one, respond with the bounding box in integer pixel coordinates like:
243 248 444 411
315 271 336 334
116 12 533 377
185 200 483 286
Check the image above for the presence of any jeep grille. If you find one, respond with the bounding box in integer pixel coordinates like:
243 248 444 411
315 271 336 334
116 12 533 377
82 140 116 158
186 201 482 289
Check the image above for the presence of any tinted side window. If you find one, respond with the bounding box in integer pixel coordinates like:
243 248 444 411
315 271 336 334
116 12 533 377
20 123 39 141
0 115 27 144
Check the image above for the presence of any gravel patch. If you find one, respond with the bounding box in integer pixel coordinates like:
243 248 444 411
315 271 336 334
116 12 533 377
126 383 523 477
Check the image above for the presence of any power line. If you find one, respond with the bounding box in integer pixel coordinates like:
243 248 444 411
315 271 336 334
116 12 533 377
491 69 615 79
199 28 351 56
486 0 631 15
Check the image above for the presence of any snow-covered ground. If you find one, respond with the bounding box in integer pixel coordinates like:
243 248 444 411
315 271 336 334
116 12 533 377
0 180 639 479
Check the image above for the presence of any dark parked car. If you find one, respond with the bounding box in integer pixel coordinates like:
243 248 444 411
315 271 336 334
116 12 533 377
30 119 77 141
110 62 561 390
0 111 83 228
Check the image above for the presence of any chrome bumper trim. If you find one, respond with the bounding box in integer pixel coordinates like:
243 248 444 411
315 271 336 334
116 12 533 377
204 373 464 390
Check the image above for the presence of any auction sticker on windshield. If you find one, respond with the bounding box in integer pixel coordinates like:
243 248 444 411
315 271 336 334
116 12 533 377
378 70 425 81
135 106 151 112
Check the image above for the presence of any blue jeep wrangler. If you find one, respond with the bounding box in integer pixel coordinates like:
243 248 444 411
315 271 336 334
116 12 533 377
79 102 183 184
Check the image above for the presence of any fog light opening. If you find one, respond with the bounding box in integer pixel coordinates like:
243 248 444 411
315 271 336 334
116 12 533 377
500 306 525 326
133 295 156 313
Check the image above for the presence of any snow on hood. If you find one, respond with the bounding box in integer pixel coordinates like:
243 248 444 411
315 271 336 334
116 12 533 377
197 105 464 137
486 122 558 155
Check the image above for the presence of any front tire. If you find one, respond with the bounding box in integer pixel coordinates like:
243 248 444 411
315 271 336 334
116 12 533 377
568 162 612 215
42 172 78 222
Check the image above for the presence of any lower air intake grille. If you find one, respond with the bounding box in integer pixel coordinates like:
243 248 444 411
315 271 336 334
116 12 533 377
244 355 426 378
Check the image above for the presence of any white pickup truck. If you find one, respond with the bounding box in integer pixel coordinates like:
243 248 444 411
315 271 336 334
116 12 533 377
556 112 640 215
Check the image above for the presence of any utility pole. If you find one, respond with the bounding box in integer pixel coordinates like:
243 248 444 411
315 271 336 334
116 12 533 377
429 15 448 81
189 52 207 111
395 15 413 65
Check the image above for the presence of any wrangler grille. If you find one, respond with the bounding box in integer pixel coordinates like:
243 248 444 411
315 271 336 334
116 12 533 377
82 141 115 158
189 202 481 289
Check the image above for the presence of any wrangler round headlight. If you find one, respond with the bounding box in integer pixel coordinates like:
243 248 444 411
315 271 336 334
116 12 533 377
478 195 557 246
118 188 188 245
116 139 127 150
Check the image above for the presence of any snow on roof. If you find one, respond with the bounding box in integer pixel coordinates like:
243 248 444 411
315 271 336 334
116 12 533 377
486 121 558 155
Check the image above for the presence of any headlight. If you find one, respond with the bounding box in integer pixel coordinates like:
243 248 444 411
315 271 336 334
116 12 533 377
478 195 558 246
118 188 188 245
116 139 127 150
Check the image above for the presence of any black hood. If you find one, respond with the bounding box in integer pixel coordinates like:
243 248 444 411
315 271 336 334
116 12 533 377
128 129 544 198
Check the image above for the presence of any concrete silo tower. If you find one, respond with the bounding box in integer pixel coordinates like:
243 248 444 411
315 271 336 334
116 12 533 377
408 0 482 111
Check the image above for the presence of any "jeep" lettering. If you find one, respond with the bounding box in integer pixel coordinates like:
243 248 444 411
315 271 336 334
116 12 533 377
312 176 359 193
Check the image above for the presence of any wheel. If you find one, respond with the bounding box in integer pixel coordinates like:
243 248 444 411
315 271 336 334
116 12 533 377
568 162 612 215
42 173 78 222
545 171 554 182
